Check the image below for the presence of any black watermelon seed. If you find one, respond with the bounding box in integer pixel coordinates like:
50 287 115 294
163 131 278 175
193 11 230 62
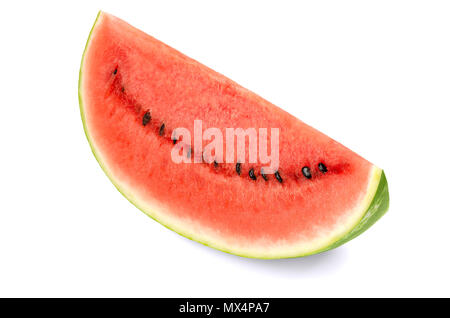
214 160 218 168
159 123 165 136
142 111 151 126
113 68 117 75
236 163 241 175
261 170 268 181
275 171 283 183
318 162 328 173
302 166 312 179
172 138 177 144
249 168 256 180
121 87 125 93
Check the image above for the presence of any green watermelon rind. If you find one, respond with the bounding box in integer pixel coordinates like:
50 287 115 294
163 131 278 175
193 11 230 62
79 11 390 259
317 170 389 255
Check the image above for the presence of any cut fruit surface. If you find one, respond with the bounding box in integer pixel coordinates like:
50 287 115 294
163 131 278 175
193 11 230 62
79 11 389 258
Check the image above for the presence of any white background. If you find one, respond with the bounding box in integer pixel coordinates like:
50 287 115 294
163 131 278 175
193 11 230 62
0 0 449 297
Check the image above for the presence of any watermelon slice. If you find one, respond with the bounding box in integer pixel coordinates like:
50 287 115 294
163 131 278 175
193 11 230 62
78 12 389 259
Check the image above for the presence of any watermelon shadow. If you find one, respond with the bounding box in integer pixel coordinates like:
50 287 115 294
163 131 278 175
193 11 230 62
243 250 346 275
208 245 348 275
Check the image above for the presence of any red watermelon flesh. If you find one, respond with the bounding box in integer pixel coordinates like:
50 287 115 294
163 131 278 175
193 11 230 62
78 12 389 258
